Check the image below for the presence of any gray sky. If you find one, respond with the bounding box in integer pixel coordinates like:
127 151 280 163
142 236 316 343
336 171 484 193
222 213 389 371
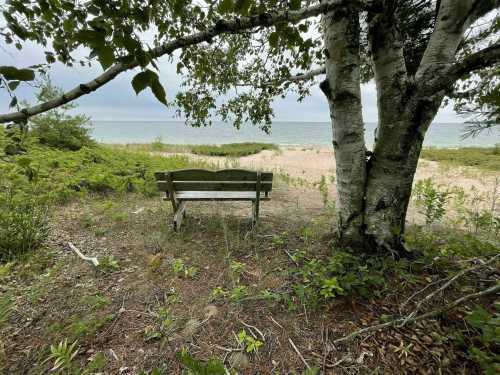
0 40 465 124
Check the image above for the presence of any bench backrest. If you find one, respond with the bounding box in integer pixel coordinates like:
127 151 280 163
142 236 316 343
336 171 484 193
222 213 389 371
155 169 273 193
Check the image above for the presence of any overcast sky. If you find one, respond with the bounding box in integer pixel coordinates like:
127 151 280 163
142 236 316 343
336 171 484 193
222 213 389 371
0 39 465 124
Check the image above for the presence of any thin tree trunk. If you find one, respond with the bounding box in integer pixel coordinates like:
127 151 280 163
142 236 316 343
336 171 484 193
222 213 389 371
321 5 367 249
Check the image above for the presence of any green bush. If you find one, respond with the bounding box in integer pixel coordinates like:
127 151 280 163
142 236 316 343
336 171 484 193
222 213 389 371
190 142 278 157
29 80 94 151
0 189 50 261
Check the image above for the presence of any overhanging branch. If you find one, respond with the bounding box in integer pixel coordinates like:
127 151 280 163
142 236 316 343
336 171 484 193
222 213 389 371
419 42 500 96
287 66 326 82
0 0 362 123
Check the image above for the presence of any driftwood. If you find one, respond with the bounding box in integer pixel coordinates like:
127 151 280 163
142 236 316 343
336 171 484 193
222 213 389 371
67 242 99 267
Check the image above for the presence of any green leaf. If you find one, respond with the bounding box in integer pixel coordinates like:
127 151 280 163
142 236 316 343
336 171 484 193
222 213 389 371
94 46 115 69
268 32 279 49
234 0 252 15
218 0 234 14
131 70 157 95
290 0 301 10
8 81 20 90
151 78 167 106
0 66 35 81
131 70 167 106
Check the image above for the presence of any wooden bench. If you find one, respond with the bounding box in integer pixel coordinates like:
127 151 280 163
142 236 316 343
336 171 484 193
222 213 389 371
154 169 273 231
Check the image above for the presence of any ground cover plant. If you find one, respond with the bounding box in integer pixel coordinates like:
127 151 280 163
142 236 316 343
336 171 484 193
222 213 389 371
0 162 498 373
421 145 500 172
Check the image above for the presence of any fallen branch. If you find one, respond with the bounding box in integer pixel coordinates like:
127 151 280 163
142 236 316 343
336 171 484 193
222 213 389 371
402 254 499 324
289 338 310 369
67 242 99 267
333 283 500 345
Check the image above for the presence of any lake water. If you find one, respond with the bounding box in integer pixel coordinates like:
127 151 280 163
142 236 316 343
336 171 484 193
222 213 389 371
90 121 499 148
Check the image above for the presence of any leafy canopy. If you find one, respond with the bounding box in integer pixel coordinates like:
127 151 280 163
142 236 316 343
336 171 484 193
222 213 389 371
0 0 498 132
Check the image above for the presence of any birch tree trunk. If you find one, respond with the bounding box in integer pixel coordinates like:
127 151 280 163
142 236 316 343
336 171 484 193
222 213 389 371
321 0 482 255
321 5 367 249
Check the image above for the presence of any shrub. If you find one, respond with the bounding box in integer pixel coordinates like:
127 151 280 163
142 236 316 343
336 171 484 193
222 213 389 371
0 189 50 261
413 178 451 226
29 79 94 151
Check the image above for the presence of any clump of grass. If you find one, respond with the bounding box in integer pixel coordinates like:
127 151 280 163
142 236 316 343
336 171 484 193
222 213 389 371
420 146 500 171
190 142 278 157
0 189 50 262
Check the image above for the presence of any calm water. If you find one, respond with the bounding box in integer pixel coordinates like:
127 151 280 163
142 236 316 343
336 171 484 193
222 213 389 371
90 121 499 148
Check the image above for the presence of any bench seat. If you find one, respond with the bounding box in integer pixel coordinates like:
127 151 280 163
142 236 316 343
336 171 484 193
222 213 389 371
155 169 273 230
174 191 272 201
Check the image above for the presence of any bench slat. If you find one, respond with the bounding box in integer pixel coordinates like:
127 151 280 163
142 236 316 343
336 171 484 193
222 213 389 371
175 191 271 201
156 180 272 192
155 169 273 182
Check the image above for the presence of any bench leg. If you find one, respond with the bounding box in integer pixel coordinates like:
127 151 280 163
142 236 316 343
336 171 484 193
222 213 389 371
251 200 258 228
173 201 186 231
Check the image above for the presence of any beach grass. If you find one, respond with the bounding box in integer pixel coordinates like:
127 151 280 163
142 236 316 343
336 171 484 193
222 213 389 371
108 141 279 157
420 145 500 172
190 142 278 157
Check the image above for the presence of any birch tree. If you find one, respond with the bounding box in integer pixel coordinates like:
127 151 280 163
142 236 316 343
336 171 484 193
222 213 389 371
1 0 499 255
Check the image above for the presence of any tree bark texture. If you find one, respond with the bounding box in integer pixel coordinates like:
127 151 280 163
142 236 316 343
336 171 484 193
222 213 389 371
322 0 485 254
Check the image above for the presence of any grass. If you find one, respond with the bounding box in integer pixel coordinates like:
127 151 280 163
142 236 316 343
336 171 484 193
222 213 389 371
190 142 279 157
420 145 500 171
1 126 499 373
109 142 279 157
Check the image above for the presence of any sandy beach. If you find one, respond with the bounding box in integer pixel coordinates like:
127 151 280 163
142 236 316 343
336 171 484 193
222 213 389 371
163 146 499 197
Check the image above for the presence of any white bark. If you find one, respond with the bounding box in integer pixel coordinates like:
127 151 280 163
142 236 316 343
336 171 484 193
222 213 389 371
321 5 367 246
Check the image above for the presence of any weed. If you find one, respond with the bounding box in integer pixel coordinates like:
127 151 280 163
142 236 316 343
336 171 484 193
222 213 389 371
0 294 12 328
79 294 111 310
211 287 228 301
46 339 79 372
171 258 198 279
317 175 329 207
0 187 50 261
67 314 115 340
449 305 500 374
413 178 451 226
290 250 387 307
236 329 264 353
230 261 246 283
178 348 233 374
229 286 249 302
97 256 120 273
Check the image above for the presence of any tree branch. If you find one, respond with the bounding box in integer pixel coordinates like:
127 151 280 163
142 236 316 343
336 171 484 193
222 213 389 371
287 66 326 82
0 0 363 124
415 0 478 86
333 283 500 345
419 41 500 96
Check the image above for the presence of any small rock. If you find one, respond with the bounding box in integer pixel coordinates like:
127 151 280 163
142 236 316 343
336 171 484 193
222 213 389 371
204 305 218 319
229 352 250 370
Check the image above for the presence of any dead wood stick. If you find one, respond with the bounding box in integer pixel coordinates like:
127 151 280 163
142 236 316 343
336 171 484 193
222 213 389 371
289 338 310 369
67 242 99 266
402 254 499 323
333 283 500 346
